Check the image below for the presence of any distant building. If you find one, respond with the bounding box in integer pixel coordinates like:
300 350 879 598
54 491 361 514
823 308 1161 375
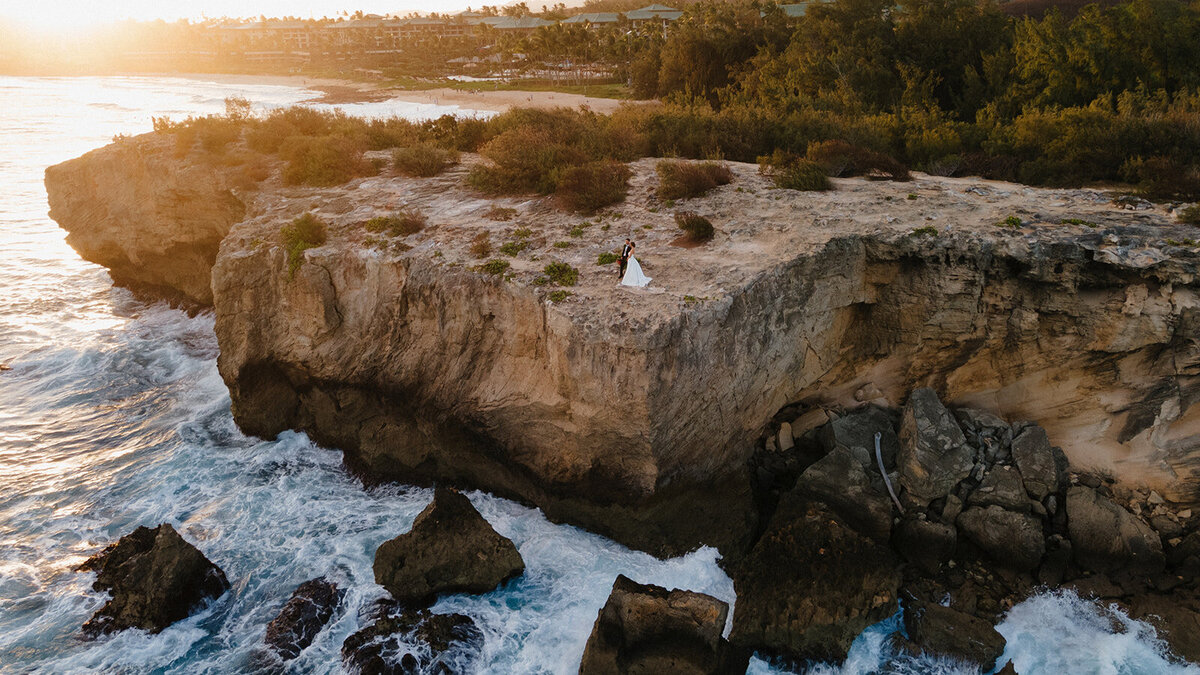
478 16 556 33
562 12 621 28
778 3 816 18
624 4 683 29
217 20 314 50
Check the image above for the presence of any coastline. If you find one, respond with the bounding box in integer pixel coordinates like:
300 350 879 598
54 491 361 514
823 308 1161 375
134 71 637 113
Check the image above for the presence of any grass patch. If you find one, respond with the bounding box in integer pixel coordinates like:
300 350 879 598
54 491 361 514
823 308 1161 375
553 241 571 249
656 160 733 200
479 259 510 276
548 290 573 302
363 209 426 237
513 227 533 239
556 160 632 214
393 142 459 177
500 241 529 256
281 212 327 277
597 251 619 265
1061 218 1099 227
910 226 938 237
1167 238 1198 247
543 262 579 286
675 212 715 243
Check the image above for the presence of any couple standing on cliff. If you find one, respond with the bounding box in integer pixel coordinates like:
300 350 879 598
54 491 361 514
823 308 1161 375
617 238 651 288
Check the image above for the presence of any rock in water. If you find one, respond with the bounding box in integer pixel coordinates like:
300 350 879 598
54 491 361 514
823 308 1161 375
901 599 1007 671
730 499 900 663
1066 485 1164 575
956 505 1045 572
78 523 229 635
264 577 344 660
579 575 745 674
898 388 972 506
1010 426 1060 500
342 601 483 675
373 487 524 605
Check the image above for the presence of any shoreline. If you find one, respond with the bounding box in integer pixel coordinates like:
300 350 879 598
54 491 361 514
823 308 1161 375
130 71 638 114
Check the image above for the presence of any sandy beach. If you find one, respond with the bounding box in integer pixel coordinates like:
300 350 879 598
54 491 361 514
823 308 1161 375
153 72 636 114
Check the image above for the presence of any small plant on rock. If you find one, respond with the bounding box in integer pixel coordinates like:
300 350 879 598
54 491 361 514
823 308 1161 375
997 216 1023 228
1180 205 1200 225
910 226 937 237
470 231 491 258
363 208 426 237
484 206 518 221
479 259 510 275
548 290 572 302
543 262 578 286
597 251 619 265
281 212 327 277
500 240 529 256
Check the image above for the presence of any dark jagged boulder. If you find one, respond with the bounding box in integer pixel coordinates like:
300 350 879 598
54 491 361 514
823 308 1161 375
967 466 1030 513
373 487 524 606
901 598 1007 671
794 446 893 542
894 517 957 575
1126 592 1200 663
898 388 973 506
342 601 482 675
1011 426 1060 500
1066 486 1164 575
818 405 899 469
78 523 229 636
580 575 745 674
265 577 344 660
957 506 1045 572
731 498 900 663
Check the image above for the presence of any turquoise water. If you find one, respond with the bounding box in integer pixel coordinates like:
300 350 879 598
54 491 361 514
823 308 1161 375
0 75 1194 674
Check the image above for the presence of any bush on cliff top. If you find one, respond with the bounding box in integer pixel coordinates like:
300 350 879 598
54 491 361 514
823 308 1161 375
758 150 831 191
364 209 426 237
279 135 376 187
393 143 460 178
281 213 327 277
655 160 733 200
675 212 715 243
543 262 579 286
556 160 633 214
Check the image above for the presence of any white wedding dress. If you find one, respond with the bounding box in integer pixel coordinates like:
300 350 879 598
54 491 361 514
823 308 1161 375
620 256 651 288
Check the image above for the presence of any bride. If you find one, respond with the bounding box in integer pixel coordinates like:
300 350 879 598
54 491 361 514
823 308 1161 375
620 242 651 288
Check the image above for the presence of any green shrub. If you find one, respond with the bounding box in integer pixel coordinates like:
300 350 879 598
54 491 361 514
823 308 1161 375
281 212 327 277
910 226 937 237
513 227 533 239
279 135 375 186
556 160 633 213
597 251 619 265
806 140 910 181
543 262 579 286
500 241 529 256
480 259 510 275
1179 205 1200 225
553 241 571 249
393 142 460 177
363 209 426 237
656 160 733 200
1127 157 1200 201
549 290 572 302
1061 218 1099 227
675 212 715 242
758 151 831 191
998 216 1023 228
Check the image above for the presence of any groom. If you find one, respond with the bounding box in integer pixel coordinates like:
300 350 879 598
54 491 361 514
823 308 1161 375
618 238 632 279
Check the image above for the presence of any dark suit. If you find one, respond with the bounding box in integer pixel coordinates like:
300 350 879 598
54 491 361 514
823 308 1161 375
618 243 632 278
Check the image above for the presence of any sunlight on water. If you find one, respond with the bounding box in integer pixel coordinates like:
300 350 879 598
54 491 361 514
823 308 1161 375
0 74 1195 674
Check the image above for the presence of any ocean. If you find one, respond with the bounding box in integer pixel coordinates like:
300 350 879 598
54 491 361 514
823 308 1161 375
0 74 1194 675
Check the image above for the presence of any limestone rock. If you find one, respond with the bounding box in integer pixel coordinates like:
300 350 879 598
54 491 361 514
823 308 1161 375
967 466 1030 513
893 517 957 574
264 577 344 660
818 405 899 469
794 446 894 542
78 523 229 636
778 422 794 452
373 487 524 605
1066 486 1164 575
957 506 1045 572
579 575 744 675
898 388 973 505
1011 426 1060 500
731 499 900 663
902 599 1007 671
342 601 482 675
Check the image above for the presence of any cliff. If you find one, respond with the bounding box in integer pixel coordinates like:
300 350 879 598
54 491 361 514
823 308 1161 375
45 134 1200 556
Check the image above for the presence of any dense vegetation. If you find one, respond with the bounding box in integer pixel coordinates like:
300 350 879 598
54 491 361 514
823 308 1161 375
152 0 1200 200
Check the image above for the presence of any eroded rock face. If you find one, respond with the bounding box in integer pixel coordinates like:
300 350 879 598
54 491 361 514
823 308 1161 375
1011 426 1061 500
341 600 483 675
900 599 1007 672
1066 485 1164 575
264 577 343 660
793 446 893 542
580 575 744 675
44 135 247 305
730 499 900 663
373 487 524 606
78 523 229 635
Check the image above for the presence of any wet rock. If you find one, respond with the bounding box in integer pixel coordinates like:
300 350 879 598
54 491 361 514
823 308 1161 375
1126 593 1200 663
902 598 1007 671
894 517 957 574
1011 426 1060 500
373 487 524 606
264 577 344 660
957 506 1045 572
579 575 745 675
1038 536 1073 586
898 388 973 506
731 499 900 663
794 446 893 542
1066 486 1164 575
967 466 1030 513
78 523 229 636
818 405 899 470
342 601 482 675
